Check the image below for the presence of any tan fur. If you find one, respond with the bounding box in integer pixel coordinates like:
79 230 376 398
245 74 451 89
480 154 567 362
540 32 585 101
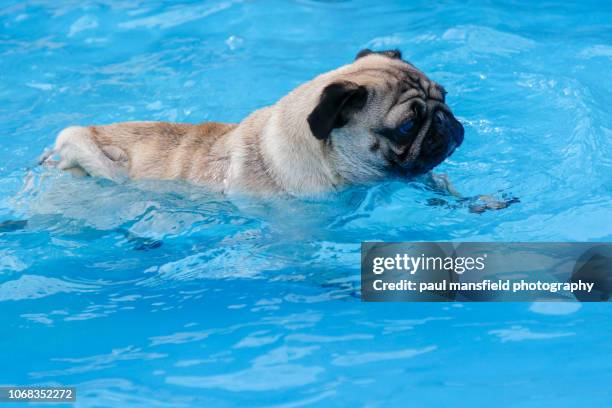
47 53 455 197
90 121 237 188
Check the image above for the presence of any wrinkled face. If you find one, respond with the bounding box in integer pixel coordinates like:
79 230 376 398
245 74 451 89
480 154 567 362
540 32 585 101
307 49 464 182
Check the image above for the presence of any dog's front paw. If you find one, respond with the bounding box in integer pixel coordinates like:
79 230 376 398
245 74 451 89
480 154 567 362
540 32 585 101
468 194 520 214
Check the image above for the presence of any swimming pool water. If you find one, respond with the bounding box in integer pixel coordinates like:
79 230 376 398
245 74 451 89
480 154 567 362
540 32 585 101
1 0 611 406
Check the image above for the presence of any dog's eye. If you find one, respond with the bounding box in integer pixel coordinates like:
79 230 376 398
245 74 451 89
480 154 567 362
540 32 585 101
398 120 414 135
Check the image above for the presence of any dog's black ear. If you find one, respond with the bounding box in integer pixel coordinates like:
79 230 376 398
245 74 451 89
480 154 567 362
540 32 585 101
307 81 367 140
381 49 402 59
355 49 374 60
355 49 402 60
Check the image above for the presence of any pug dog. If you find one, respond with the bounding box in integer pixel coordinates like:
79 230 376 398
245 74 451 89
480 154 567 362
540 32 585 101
41 49 514 210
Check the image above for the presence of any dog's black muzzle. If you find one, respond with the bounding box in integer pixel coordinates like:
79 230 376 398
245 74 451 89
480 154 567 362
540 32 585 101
407 109 464 175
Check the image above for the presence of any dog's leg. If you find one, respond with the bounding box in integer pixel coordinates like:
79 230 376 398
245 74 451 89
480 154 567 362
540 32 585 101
423 172 519 213
467 194 520 213
49 126 127 182
427 172 462 198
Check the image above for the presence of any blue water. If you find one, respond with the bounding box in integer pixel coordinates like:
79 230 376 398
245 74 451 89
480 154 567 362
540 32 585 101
1 0 611 406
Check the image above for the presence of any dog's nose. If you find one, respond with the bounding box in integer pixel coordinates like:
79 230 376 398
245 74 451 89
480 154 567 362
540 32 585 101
433 110 464 147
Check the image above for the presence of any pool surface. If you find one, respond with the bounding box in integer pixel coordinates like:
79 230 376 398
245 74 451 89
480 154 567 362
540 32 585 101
1 0 611 406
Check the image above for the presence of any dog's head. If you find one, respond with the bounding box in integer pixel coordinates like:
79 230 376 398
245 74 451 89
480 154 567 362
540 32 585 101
306 49 464 181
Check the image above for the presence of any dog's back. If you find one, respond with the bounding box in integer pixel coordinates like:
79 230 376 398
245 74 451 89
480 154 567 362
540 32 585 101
45 121 237 186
